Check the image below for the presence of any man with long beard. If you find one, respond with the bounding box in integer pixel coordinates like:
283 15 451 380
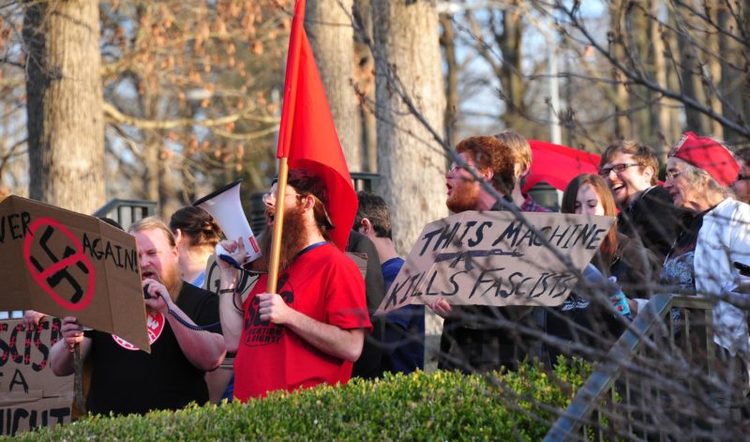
217 170 372 400
50 218 226 415
433 134 545 373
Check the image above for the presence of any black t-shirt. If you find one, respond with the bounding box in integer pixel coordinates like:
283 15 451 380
85 283 221 415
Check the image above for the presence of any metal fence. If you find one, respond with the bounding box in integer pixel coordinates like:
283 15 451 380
544 294 749 441
94 198 157 230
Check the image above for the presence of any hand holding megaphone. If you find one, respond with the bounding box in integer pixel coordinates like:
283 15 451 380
193 179 262 264
216 237 248 270
215 237 249 289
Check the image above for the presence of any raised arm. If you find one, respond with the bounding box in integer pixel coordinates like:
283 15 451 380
215 238 247 352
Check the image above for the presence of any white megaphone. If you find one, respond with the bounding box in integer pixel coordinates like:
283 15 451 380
193 179 262 265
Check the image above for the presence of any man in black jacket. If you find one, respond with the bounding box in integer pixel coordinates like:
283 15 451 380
599 140 685 261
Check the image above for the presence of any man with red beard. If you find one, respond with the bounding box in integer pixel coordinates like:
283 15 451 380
433 134 545 373
50 218 226 415
217 170 372 400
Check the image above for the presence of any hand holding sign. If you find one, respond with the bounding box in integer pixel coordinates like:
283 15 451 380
59 317 85 349
427 298 452 317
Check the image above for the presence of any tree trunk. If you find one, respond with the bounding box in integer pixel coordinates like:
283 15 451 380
499 4 526 129
609 0 632 138
676 9 708 134
628 3 653 142
440 12 458 150
650 0 670 161
24 0 105 214
353 0 377 172
158 148 180 218
306 0 361 172
718 5 741 141
372 0 446 255
705 5 723 139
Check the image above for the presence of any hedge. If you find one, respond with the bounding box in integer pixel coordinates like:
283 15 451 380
11 358 590 441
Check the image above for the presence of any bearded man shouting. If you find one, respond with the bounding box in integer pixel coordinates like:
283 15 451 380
50 218 226 415
217 169 371 400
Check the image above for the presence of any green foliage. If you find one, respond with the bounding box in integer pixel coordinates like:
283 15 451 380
12 359 590 441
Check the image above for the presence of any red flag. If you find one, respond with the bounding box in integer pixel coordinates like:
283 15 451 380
523 140 601 192
276 0 357 250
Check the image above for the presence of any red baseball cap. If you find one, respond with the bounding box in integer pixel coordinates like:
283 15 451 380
670 132 740 187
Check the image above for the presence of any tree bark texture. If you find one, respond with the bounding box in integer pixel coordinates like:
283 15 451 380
676 7 709 135
440 12 458 150
609 0 632 138
627 3 653 142
372 0 446 255
718 5 743 142
306 0 362 171
650 1 671 161
499 4 526 129
24 0 105 214
705 5 723 139
353 0 377 172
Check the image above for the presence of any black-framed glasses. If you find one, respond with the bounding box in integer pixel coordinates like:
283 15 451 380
599 163 640 176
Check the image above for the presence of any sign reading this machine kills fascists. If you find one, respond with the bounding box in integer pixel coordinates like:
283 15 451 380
376 211 615 315
0 196 149 351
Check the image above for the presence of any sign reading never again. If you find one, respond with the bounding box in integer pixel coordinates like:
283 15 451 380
0 196 149 351
0 318 73 436
376 211 615 315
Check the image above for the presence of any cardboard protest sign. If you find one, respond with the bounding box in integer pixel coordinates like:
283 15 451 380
0 318 73 436
0 196 149 351
376 211 615 315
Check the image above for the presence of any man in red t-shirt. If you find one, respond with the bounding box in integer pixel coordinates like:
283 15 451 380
217 170 372 400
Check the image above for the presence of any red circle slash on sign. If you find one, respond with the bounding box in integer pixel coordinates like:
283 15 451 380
23 217 96 311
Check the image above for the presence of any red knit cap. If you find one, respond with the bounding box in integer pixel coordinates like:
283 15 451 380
669 132 739 187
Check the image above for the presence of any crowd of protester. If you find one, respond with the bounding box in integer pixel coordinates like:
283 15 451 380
5 129 750 419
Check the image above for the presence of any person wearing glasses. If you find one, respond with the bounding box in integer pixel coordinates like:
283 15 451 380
731 147 750 204
660 132 750 409
599 140 685 260
216 169 372 400
432 134 548 373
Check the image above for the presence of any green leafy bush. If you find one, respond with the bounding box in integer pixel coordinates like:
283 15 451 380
12 358 590 441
